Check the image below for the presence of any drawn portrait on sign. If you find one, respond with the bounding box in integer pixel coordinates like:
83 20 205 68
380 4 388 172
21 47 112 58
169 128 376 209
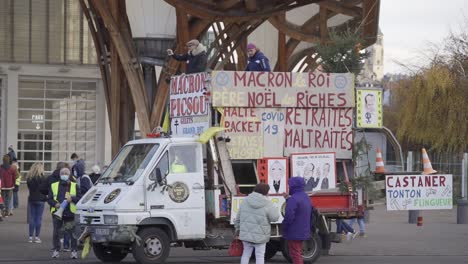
357 89 383 128
267 159 288 194
291 152 337 192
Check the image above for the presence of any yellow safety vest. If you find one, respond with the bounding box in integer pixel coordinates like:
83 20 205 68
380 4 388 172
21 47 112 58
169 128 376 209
50 181 77 213
171 162 187 173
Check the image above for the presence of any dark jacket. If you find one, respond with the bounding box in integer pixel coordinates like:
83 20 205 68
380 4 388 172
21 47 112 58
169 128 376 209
321 178 329 189
282 177 312 241
172 44 207 74
0 165 16 189
304 177 320 192
41 169 61 196
245 51 271 72
47 180 81 220
89 173 101 184
72 159 86 178
8 149 17 162
27 176 48 202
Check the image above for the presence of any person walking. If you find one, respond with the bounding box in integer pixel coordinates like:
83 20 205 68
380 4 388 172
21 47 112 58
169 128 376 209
167 39 208 74
26 163 48 243
245 43 271 72
234 183 279 264
11 161 21 211
48 168 80 259
282 176 312 264
0 155 16 217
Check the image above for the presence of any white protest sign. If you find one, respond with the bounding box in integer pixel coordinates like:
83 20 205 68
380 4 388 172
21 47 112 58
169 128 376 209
386 174 453 211
230 195 286 224
211 71 354 108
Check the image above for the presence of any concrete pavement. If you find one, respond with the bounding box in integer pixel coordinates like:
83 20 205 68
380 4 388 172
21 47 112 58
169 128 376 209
0 185 467 263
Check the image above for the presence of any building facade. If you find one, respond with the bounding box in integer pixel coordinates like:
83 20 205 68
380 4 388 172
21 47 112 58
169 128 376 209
0 0 109 175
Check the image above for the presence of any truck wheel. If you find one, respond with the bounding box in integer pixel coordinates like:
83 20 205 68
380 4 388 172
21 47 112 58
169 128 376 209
92 243 128 262
281 233 322 263
132 227 170 264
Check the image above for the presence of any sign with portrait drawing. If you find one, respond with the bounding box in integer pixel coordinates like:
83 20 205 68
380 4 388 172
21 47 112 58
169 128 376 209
356 89 383 128
290 152 336 192
257 158 289 195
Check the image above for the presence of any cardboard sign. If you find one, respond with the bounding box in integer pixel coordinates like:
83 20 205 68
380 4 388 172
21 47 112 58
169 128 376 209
170 72 210 136
290 152 337 192
257 158 289 195
386 174 453 211
211 71 354 108
230 195 286 224
356 89 383 128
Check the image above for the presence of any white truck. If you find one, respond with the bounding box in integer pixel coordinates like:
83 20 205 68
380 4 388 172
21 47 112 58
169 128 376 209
76 136 320 263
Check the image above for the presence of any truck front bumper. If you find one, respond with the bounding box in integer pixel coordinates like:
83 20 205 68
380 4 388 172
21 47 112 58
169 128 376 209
78 224 138 244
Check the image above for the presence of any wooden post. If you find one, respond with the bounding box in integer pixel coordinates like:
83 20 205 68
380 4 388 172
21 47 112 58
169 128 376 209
277 12 287 72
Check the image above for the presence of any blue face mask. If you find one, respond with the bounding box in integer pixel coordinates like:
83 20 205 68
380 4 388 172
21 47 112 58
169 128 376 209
60 175 69 181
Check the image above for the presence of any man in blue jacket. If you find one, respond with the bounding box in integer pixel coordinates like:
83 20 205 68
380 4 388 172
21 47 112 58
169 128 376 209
282 176 312 264
245 43 271 72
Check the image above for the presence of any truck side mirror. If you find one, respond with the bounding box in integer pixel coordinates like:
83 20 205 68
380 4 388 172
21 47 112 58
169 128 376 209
155 168 163 184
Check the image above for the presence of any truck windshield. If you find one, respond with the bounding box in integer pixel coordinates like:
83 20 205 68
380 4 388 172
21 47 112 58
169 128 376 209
99 143 159 183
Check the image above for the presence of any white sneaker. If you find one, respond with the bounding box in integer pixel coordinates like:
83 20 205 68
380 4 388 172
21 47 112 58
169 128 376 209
71 250 78 259
28 237 33 243
51 250 60 258
34 237 42 243
346 232 353 241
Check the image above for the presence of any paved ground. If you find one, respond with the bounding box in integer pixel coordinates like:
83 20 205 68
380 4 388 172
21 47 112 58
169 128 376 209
0 186 467 263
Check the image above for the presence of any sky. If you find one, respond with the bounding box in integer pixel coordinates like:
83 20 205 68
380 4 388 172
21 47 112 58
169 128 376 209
380 0 468 74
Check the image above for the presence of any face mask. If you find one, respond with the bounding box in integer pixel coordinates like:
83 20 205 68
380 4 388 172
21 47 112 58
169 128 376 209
60 175 69 181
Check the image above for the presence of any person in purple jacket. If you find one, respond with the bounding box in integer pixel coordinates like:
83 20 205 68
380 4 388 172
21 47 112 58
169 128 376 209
245 43 271 72
282 176 312 264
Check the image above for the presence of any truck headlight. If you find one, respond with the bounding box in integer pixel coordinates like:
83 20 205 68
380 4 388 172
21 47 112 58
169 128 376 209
103 215 118 225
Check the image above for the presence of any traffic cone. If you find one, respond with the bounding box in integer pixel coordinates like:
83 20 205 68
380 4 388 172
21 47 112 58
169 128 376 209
375 147 385 173
421 148 437 174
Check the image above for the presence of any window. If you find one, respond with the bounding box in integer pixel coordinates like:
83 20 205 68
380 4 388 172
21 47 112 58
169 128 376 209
17 78 98 175
151 152 169 180
99 143 159 183
169 145 198 173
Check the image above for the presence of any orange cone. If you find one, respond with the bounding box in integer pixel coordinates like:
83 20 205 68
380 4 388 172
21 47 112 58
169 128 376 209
421 148 437 174
375 147 385 173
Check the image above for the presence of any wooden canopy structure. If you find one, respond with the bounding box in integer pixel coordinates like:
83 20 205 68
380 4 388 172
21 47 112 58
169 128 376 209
79 0 380 156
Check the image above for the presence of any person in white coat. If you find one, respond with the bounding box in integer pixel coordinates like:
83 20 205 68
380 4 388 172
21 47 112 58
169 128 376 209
234 183 279 264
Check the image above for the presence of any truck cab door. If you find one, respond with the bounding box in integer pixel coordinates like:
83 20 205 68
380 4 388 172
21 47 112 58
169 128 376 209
146 142 205 239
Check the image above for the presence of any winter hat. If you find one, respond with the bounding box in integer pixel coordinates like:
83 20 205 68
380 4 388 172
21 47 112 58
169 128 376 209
247 43 256 50
187 39 199 47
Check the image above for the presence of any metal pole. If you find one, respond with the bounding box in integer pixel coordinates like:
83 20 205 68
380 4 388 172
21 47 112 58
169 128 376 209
407 151 419 223
457 153 468 224
462 153 467 200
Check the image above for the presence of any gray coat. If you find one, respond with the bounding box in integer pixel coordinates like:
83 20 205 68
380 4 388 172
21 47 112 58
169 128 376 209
234 192 280 244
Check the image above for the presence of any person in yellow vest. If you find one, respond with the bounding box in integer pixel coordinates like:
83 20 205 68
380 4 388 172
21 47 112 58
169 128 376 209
170 149 188 173
47 168 80 259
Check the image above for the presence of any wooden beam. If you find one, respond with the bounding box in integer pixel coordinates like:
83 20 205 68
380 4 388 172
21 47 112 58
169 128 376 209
91 0 151 136
319 6 328 43
175 6 190 73
244 0 257 12
320 1 362 17
277 12 287 72
269 15 322 43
